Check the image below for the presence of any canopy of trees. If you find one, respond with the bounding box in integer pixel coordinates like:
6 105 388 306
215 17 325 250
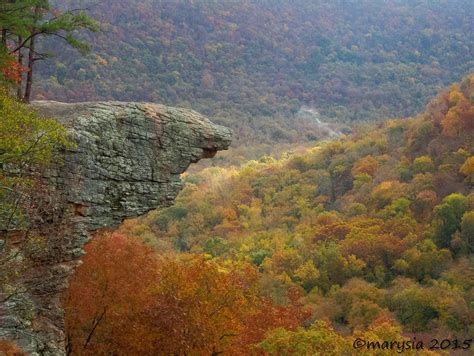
64 232 310 355
34 0 474 145
67 74 474 353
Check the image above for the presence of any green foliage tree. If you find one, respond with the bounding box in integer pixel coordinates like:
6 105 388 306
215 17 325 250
433 193 469 249
413 156 434 174
389 280 439 332
0 87 69 230
394 240 452 281
459 211 474 254
0 88 69 303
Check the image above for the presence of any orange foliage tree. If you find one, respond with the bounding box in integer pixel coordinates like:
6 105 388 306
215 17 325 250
0 54 24 84
441 76 474 137
0 340 25 355
64 233 309 355
63 232 160 355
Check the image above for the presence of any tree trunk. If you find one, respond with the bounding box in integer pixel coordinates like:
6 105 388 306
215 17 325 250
23 37 34 103
1 29 6 48
16 36 23 100
23 5 41 103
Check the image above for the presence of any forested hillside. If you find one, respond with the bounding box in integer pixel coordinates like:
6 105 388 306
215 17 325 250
36 0 474 145
65 74 474 353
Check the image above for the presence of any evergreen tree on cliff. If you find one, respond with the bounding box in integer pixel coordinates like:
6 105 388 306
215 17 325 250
0 0 99 101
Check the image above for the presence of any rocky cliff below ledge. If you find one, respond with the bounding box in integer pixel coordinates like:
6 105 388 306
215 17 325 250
0 101 231 355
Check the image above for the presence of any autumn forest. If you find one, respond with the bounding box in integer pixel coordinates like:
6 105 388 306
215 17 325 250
1 0 474 355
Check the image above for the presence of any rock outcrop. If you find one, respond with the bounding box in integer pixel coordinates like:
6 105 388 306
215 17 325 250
0 102 231 355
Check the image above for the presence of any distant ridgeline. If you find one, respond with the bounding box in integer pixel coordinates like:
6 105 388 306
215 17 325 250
35 0 473 144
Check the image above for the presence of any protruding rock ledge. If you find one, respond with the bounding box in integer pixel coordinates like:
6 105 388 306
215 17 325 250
34 101 231 232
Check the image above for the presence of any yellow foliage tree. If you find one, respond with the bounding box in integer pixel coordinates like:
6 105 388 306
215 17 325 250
460 156 474 183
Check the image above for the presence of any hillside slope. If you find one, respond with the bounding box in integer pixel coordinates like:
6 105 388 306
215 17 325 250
117 74 474 340
35 0 473 145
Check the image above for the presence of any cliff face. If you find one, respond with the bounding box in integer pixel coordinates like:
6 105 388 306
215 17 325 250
0 102 231 355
